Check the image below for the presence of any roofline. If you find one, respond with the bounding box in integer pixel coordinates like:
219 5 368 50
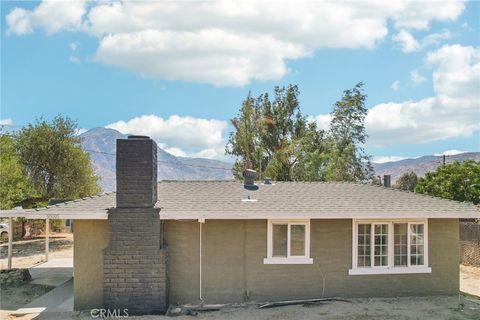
1 210 477 220
158 211 479 220
0 211 108 220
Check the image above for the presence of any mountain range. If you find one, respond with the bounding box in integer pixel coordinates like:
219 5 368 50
81 127 479 191
80 127 233 191
372 152 480 184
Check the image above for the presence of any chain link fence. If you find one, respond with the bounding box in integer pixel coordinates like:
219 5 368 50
460 222 480 266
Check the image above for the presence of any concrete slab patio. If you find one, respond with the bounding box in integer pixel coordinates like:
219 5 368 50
29 257 73 287
12 279 73 315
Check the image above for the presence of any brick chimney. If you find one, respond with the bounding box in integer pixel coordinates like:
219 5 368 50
116 135 158 208
103 136 167 314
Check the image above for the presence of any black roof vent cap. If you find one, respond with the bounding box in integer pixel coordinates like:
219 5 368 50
243 169 258 190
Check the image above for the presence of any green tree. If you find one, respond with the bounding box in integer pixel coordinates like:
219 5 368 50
394 171 418 191
290 122 328 181
0 133 33 209
325 83 373 182
15 116 100 205
226 92 263 178
416 160 480 204
261 85 309 181
226 85 326 181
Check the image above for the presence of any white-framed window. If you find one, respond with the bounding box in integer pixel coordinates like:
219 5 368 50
264 219 313 264
349 219 431 275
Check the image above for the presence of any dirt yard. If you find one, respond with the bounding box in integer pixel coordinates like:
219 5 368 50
0 234 73 269
0 283 53 310
0 234 73 313
1 296 479 320
461 264 480 298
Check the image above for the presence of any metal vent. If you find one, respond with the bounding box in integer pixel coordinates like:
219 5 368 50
243 169 257 189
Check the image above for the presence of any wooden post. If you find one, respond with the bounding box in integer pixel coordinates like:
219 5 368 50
7 217 13 269
45 218 50 262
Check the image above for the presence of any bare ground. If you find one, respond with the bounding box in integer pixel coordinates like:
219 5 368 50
0 283 54 311
460 265 480 298
1 296 479 320
0 234 72 314
0 234 73 269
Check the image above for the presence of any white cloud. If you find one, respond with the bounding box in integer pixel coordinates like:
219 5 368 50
75 128 87 135
392 0 465 30
6 0 466 86
391 80 400 91
69 56 80 64
0 118 13 126
70 42 79 51
106 115 228 160
372 156 407 163
6 8 33 35
393 29 420 53
7 0 86 35
69 41 80 64
426 44 480 100
433 149 468 156
313 44 479 147
163 147 187 158
393 28 453 54
308 114 331 131
95 29 306 86
422 29 452 47
366 44 480 146
410 69 426 85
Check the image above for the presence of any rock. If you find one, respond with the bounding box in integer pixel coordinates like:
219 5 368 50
166 306 183 316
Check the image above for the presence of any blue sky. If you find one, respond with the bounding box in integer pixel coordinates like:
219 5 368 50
1 0 479 162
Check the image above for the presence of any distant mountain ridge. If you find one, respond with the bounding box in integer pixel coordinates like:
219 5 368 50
372 152 480 183
81 127 478 191
80 127 233 191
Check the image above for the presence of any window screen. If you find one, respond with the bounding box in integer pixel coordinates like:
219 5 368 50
272 224 288 257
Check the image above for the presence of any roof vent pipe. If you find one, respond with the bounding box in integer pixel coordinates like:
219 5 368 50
383 175 391 188
243 169 257 189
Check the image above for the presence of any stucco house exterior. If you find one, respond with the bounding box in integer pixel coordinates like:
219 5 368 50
2 136 479 315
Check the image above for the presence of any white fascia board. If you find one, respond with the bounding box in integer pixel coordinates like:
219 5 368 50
0 211 108 220
159 211 480 220
3 210 478 220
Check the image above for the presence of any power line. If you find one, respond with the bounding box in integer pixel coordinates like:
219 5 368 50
1 132 233 172
83 148 234 172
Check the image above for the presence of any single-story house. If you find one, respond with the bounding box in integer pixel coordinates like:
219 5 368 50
1 136 479 315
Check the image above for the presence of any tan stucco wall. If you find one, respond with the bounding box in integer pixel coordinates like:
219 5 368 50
164 219 459 304
72 218 459 307
73 220 109 310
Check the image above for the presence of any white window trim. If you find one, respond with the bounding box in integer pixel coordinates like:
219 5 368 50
264 219 313 265
349 219 431 275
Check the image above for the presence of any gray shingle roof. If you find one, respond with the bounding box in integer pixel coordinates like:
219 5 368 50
0 192 116 219
1 181 478 219
156 181 479 219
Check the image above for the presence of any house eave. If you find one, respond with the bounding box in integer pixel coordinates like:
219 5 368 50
0 210 109 220
1 209 477 221
158 210 479 220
